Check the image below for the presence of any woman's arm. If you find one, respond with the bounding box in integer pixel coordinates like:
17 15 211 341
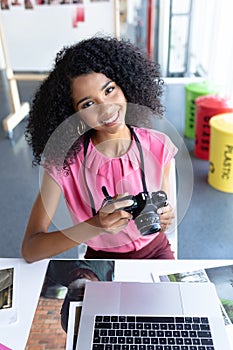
21 171 133 263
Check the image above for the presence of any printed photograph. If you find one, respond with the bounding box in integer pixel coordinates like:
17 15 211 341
0 268 14 310
25 260 115 349
159 267 233 326
159 269 209 283
205 264 233 324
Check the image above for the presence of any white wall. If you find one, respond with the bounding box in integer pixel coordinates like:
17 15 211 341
0 39 4 69
0 0 116 71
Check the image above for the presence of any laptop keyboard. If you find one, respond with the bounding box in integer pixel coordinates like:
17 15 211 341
92 315 215 350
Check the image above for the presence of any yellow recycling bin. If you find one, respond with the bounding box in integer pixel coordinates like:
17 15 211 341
208 113 233 193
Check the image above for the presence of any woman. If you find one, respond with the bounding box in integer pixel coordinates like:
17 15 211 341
22 36 177 262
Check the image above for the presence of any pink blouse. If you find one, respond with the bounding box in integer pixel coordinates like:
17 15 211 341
47 127 178 253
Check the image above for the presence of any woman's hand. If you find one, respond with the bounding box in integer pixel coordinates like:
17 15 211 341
93 194 134 235
157 203 175 232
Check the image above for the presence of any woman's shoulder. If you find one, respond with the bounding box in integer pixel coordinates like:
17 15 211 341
133 125 168 144
132 125 178 156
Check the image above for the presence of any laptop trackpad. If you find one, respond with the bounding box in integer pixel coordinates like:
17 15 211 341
119 282 183 315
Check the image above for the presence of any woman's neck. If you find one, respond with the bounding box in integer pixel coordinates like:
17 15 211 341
91 124 132 157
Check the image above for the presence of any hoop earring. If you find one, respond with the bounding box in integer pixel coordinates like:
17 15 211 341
77 120 86 135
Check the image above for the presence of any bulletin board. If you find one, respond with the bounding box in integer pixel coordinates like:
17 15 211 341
0 0 119 71
0 0 120 137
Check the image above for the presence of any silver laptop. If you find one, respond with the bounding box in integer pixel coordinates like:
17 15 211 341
76 281 230 349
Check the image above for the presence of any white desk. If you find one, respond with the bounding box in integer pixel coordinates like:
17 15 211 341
115 259 233 281
1 259 233 349
0 258 49 350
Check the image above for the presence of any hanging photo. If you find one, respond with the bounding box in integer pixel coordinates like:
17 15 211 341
11 0 21 6
24 0 33 9
72 5 85 28
1 0 10 9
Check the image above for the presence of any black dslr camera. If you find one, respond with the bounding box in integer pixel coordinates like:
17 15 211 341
102 187 168 236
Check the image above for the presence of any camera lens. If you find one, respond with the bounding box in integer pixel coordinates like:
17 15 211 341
121 191 166 236
134 208 161 236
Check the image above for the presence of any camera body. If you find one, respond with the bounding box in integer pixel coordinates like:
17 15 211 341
119 190 168 236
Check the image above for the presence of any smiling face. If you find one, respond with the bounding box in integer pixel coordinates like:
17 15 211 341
71 72 127 139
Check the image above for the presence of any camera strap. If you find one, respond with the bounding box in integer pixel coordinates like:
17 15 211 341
83 125 148 216
128 125 148 194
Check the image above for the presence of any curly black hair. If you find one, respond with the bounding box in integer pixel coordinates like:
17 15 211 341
25 35 164 167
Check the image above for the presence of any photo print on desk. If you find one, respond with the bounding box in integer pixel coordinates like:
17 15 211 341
25 259 115 350
158 264 233 327
205 264 233 325
0 264 18 327
0 268 13 311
